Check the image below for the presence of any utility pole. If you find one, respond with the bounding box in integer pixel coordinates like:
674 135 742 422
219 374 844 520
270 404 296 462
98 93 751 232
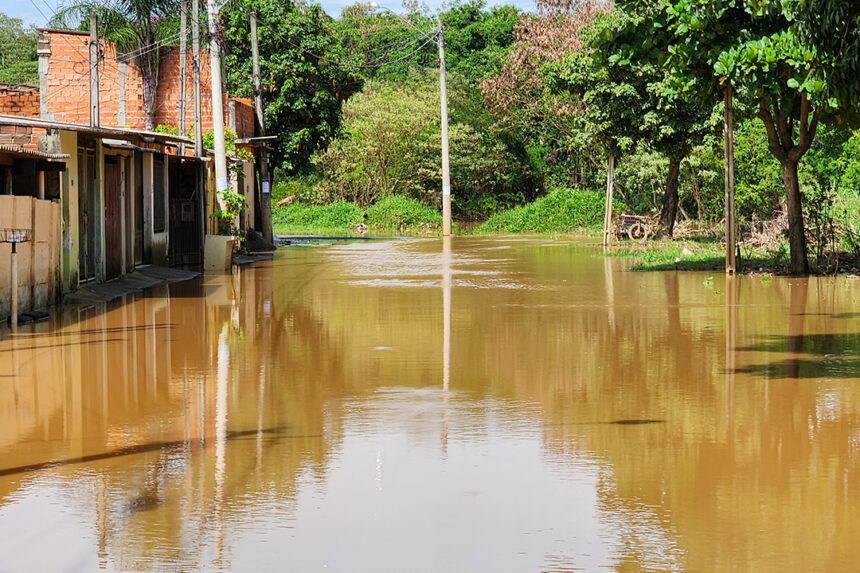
437 23 451 236
178 0 187 155
724 83 736 274
207 0 229 210
89 14 99 127
192 0 203 157
603 154 615 247
250 13 273 243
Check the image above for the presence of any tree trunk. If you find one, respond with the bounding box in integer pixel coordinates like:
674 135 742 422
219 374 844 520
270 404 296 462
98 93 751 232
142 71 157 131
782 160 809 275
658 157 681 237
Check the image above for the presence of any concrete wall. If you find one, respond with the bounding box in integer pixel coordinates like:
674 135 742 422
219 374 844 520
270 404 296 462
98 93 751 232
0 195 61 320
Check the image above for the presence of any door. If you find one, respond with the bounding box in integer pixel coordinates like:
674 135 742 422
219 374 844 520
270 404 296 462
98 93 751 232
77 145 97 282
104 156 122 280
134 151 144 265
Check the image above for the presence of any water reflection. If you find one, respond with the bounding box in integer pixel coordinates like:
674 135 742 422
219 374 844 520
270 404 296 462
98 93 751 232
0 238 859 571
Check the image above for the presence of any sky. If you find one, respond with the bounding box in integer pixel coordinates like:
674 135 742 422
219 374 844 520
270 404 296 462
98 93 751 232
4 0 536 28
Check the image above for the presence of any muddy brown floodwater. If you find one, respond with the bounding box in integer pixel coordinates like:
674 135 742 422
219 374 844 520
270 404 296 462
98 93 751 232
1 237 860 571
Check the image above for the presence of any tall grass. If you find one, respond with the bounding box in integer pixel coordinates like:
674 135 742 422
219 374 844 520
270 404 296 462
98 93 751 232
476 188 606 234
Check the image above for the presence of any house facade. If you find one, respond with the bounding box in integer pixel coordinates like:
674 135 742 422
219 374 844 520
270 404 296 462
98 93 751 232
0 29 260 322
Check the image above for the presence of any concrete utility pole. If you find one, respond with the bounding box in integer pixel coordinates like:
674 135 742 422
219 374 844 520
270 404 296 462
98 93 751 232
603 154 615 247
178 0 187 155
89 14 99 127
207 0 229 207
250 13 273 243
437 23 451 236
724 83 736 275
192 0 203 157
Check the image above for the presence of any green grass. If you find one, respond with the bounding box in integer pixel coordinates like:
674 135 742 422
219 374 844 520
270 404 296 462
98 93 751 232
272 201 364 235
476 188 607 234
272 196 443 236
607 240 787 272
366 196 442 233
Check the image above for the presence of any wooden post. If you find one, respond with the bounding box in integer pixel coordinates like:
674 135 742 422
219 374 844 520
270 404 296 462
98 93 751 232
438 24 452 237
192 0 203 157
10 243 17 330
37 171 45 200
724 83 736 274
602 154 615 247
178 0 188 155
250 13 273 243
89 15 99 128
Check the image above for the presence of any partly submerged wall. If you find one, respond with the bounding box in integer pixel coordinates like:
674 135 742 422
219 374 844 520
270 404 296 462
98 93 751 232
0 195 61 321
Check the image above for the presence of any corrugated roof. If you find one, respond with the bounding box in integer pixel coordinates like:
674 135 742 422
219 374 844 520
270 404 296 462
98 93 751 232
0 114 194 145
0 145 69 160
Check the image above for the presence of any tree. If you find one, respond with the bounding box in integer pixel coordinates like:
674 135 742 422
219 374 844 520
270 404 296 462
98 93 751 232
0 13 39 85
591 8 714 236
54 0 181 131
221 0 360 173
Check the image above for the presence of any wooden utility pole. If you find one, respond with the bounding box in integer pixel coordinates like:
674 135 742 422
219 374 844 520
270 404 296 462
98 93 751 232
437 23 451 237
250 13 273 243
602 154 615 247
89 15 99 127
178 0 187 155
207 0 229 207
192 0 203 157
724 83 736 274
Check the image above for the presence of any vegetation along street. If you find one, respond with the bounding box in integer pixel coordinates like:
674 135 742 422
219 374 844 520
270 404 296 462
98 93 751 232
2 0 860 571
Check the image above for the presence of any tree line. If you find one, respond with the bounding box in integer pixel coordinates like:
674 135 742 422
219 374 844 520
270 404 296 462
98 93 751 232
5 1 860 273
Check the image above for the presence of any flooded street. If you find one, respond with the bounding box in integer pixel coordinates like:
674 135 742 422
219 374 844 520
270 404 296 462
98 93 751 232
1 236 860 571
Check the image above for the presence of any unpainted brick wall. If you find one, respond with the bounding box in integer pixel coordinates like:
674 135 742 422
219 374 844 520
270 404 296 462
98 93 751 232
0 84 40 117
42 30 243 136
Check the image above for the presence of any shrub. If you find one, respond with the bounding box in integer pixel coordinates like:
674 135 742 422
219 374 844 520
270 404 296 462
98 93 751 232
367 196 442 231
477 188 607 233
272 201 364 233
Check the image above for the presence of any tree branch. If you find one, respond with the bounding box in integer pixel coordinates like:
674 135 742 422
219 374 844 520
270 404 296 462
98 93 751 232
758 99 788 163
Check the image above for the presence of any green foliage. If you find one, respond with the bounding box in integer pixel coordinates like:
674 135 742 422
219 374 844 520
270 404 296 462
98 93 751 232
212 189 248 236
316 77 540 218
366 196 442 231
477 188 606 233
0 13 38 85
221 0 360 174
272 201 364 234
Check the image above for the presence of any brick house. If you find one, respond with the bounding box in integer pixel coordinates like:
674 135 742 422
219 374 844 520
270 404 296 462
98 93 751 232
0 29 259 321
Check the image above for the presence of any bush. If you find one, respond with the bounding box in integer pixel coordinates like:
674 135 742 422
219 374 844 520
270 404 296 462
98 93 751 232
272 201 364 233
367 196 442 231
477 188 607 233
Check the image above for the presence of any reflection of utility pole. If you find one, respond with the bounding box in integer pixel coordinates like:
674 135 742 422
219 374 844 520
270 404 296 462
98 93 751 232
441 235 451 457
437 23 452 237
207 0 229 208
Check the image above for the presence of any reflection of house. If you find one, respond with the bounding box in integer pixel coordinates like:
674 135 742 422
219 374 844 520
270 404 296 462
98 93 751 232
0 29 262 321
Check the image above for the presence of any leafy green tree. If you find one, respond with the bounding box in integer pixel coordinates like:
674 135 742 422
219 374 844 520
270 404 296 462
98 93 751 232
221 0 360 173
316 78 540 217
0 13 38 85
54 0 181 130
607 0 860 273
